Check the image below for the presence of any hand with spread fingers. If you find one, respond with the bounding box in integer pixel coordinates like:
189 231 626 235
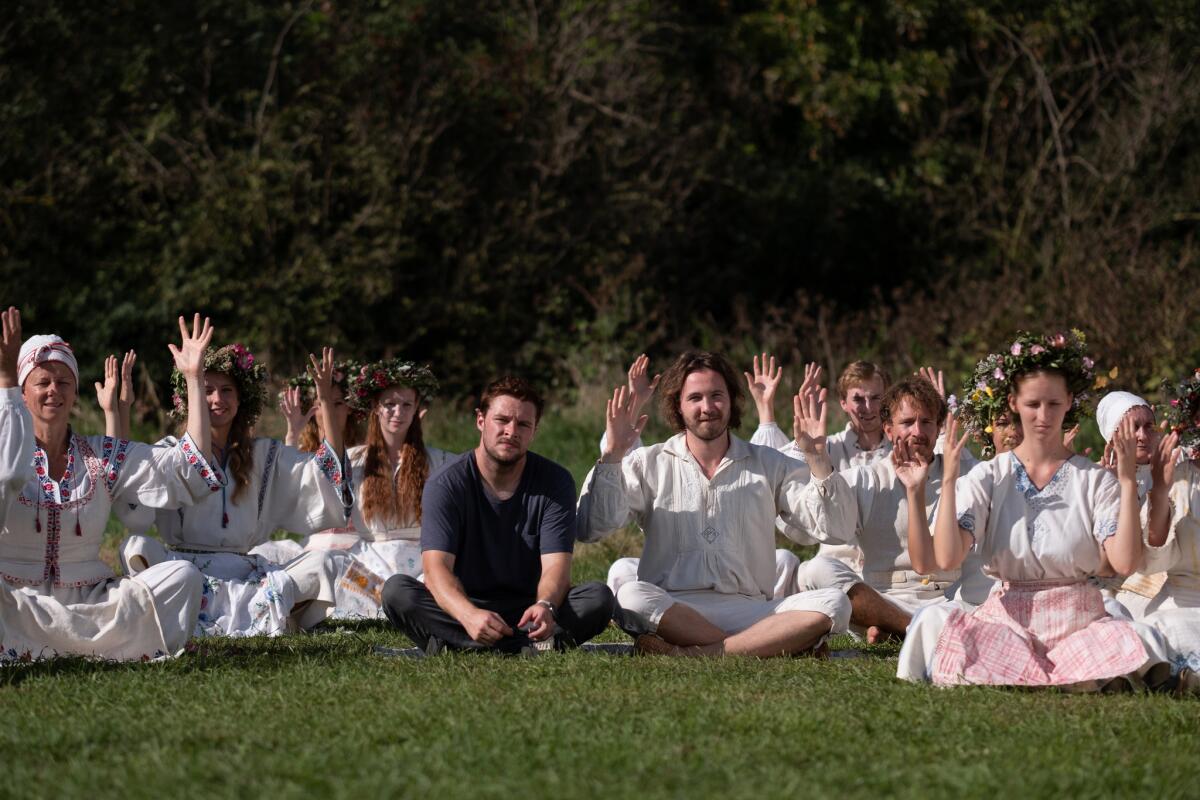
600 386 649 464
744 352 783 424
626 354 661 416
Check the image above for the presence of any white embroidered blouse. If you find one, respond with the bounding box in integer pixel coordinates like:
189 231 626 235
954 452 1121 582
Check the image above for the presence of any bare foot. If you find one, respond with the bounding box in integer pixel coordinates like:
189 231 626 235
866 626 903 644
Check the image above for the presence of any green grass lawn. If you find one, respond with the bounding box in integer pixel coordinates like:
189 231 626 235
6 410 1194 798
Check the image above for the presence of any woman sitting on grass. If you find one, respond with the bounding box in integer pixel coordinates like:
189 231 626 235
1 311 223 662
120 344 354 637
897 330 1184 691
254 359 450 618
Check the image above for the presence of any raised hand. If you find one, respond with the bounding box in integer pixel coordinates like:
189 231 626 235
792 385 828 457
940 415 971 480
308 347 336 403
627 354 661 415
95 355 119 413
118 351 137 411
743 352 783 423
279 386 316 430
892 437 931 491
600 385 648 463
916 367 946 400
1150 429 1180 490
168 313 214 380
1111 415 1139 484
0 306 22 389
1064 424 1082 453
798 362 823 398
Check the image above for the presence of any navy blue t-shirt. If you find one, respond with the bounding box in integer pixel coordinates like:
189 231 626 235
420 450 577 605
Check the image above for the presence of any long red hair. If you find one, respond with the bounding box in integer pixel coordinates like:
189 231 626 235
359 400 429 527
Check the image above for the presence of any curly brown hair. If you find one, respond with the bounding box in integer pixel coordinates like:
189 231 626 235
881 376 947 427
657 351 743 432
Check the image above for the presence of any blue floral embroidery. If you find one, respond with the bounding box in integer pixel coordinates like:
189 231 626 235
1093 517 1119 541
178 433 225 493
957 511 976 532
1009 452 1073 542
100 436 132 495
314 439 353 519
1172 651 1200 676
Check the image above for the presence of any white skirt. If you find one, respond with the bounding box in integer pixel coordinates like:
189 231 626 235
0 561 202 662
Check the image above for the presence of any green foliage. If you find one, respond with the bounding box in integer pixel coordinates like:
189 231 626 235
2 0 1198 418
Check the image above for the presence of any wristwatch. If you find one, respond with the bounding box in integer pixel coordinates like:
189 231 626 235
535 599 557 619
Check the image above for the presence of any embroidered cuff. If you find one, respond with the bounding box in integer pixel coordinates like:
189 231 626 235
178 433 226 493
957 511 978 548
99 436 133 494
315 439 353 517
1093 516 1120 543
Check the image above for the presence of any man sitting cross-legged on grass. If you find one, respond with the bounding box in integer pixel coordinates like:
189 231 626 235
381 376 614 654
785 376 990 641
577 351 853 657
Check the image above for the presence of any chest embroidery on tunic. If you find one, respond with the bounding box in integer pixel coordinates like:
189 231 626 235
699 525 721 544
1011 453 1071 542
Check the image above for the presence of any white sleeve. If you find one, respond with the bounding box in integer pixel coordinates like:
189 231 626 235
576 453 648 543
260 439 354 534
102 433 226 509
750 422 791 451
1141 475 1187 574
777 463 863 546
0 387 33 527
954 460 994 550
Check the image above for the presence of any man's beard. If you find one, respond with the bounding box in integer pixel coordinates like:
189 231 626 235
483 439 526 466
686 415 728 442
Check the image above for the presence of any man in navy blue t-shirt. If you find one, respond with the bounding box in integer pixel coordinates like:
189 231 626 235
381 376 614 654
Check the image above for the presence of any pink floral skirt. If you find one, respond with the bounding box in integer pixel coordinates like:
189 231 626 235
931 579 1149 686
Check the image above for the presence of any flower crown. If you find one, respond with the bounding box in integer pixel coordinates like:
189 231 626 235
950 329 1096 458
171 343 270 427
1160 369 1200 454
348 359 439 413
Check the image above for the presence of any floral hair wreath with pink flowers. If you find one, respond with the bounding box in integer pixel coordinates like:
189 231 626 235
348 358 439 413
950 329 1097 458
170 343 271 427
1160 369 1200 454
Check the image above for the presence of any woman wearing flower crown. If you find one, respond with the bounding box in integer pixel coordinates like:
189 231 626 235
307 359 451 617
1 311 225 661
120 343 354 638
897 331 1179 689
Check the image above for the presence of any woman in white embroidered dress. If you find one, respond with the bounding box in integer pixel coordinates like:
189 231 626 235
307 359 450 617
121 345 354 637
897 331 1175 689
1 311 224 662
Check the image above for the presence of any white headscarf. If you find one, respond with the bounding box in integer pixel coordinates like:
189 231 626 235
18 335 79 387
1096 390 1151 443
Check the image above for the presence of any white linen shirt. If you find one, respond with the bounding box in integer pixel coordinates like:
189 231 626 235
577 433 848 600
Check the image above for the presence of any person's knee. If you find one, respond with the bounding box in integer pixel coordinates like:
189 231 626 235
779 588 851 634
606 557 640 595
800 555 859 594
381 574 425 617
573 581 616 621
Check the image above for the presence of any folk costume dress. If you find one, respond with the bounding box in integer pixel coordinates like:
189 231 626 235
0 401 223 661
121 436 353 638
897 452 1172 688
1129 460 1200 672
253 444 452 618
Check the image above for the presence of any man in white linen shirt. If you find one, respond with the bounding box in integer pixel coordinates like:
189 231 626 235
786 376 992 638
577 350 858 657
751 360 891 577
